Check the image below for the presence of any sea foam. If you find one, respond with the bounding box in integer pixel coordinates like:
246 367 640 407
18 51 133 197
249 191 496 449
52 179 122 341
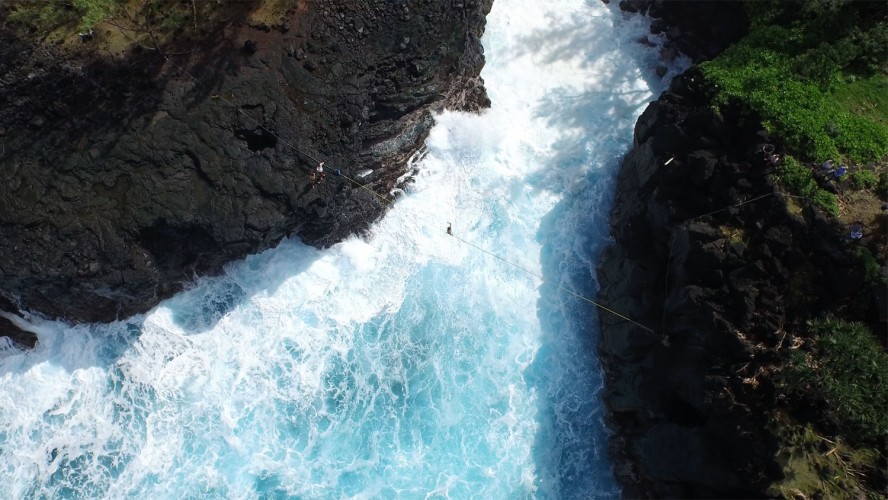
0 0 685 497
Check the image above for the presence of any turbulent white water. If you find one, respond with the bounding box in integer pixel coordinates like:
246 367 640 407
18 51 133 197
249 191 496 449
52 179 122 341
0 0 685 497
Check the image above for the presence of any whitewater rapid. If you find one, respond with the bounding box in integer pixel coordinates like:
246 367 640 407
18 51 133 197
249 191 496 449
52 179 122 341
0 0 684 497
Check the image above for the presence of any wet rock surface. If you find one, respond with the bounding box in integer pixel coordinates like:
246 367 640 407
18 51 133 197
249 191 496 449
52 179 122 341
0 0 492 331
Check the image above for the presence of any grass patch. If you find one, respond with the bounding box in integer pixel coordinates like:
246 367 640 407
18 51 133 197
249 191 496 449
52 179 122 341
768 412 885 500
852 247 882 283
783 318 888 445
4 0 282 54
74 0 120 30
7 0 121 32
834 74 888 128
773 155 839 216
698 1 888 164
850 169 879 190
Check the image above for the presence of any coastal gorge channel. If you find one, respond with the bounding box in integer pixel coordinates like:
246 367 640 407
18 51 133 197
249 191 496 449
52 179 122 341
2 0 669 496
2 0 886 498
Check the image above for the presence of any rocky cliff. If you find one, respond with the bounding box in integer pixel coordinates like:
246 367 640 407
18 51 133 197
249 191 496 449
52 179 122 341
598 1 887 497
0 0 493 346
599 74 784 497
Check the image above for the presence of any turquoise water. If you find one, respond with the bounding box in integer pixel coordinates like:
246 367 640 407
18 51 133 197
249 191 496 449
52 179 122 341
0 0 683 497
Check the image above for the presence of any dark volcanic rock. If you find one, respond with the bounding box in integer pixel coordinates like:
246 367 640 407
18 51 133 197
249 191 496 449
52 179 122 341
598 73 782 498
597 68 886 500
647 0 748 61
618 0 748 61
603 1 888 497
0 0 493 329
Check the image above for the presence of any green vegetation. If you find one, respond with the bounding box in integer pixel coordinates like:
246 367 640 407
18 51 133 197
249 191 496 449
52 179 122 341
75 0 121 30
7 0 121 32
773 155 839 215
852 247 882 283
778 318 888 496
6 0 199 38
768 413 886 500
850 169 879 190
834 75 888 128
160 9 188 31
7 3 70 31
783 318 888 444
713 6 888 495
699 0 888 164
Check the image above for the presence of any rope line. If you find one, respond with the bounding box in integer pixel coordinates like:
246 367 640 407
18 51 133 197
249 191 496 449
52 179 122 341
164 56 657 335
448 233 655 333
657 189 829 333
661 192 777 330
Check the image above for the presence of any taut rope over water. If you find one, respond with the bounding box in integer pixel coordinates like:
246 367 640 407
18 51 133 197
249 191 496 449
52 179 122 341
163 54 659 338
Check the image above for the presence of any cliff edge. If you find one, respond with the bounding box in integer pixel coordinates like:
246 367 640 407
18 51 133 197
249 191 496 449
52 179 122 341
598 0 887 497
0 0 493 344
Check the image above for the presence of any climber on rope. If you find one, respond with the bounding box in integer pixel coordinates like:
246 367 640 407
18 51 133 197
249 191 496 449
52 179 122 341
447 222 452 235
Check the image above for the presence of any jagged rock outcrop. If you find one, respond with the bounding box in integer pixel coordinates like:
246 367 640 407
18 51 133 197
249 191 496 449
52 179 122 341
0 0 493 340
597 67 886 499
620 0 747 61
597 2 888 494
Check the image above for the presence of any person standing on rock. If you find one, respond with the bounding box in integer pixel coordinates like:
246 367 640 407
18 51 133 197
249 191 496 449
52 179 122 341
316 161 326 183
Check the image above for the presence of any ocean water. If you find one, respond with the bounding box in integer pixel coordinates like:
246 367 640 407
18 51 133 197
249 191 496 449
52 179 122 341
0 0 684 497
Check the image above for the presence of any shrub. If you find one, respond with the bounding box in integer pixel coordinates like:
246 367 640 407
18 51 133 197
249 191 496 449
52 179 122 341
785 319 888 444
811 190 839 217
850 169 879 190
850 22 888 73
852 247 882 283
775 156 818 196
72 0 120 30
699 2 888 164
7 0 121 31
774 155 840 216
7 3 71 31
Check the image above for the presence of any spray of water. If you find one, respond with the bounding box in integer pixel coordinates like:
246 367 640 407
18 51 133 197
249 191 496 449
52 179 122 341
0 0 686 497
